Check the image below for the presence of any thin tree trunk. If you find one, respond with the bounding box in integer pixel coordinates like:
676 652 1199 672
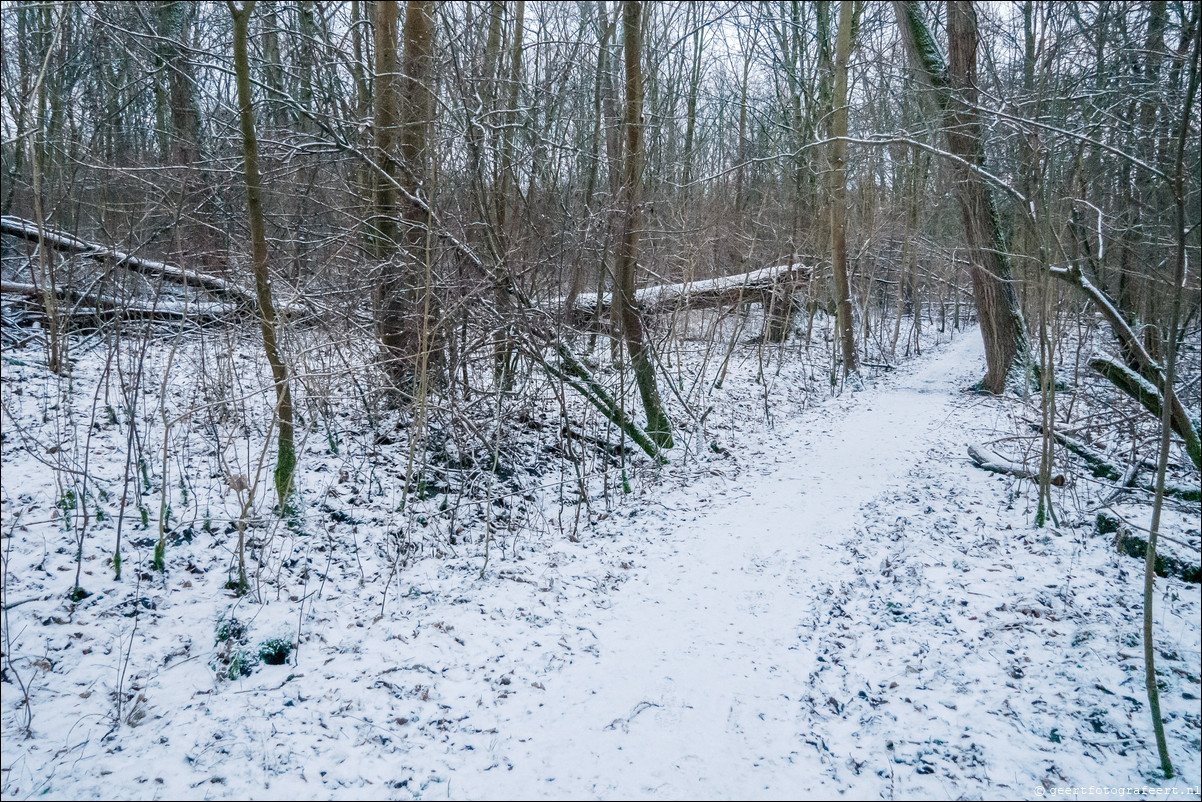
260 0 287 127
616 1 672 449
681 5 703 192
399 0 439 390
230 0 295 518
493 0 524 388
372 0 401 299
1144 17 1199 778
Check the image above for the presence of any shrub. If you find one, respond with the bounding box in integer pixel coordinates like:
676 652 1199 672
258 637 293 666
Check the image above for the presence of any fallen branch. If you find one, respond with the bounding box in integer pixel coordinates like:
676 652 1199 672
2 280 229 323
1030 424 1121 481
968 443 1038 480
2 215 254 305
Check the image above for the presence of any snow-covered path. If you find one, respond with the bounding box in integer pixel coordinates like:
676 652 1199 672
452 333 990 799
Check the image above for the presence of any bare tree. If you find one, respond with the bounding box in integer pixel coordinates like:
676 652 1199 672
229 0 296 525
616 0 672 450
827 0 858 378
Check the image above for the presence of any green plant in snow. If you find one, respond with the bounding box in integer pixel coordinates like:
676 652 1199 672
224 649 254 679
57 488 77 529
258 637 293 665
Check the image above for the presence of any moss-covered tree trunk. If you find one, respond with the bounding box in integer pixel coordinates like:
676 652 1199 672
616 1 672 450
894 1 1030 394
230 0 295 508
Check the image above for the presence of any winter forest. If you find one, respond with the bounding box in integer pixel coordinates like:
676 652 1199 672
0 0 1199 798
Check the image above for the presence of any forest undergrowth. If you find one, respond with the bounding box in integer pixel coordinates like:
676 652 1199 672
2 300 1200 798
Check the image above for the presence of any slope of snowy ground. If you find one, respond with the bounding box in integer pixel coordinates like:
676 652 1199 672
2 328 1199 800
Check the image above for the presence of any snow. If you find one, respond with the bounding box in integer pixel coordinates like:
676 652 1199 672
2 326 1200 800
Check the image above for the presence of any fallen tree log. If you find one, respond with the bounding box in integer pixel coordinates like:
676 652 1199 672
1088 355 1201 472
1028 423 1201 503
1097 515 1202 584
1 215 255 305
1 280 230 323
1115 530 1201 584
1050 259 1201 472
563 261 814 330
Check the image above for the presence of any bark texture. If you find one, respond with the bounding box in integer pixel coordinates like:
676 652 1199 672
376 0 439 397
828 0 858 376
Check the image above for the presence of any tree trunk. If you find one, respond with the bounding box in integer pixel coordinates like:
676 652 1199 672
894 0 1030 394
399 0 440 391
375 0 439 397
157 1 201 166
230 0 296 512
828 0 858 377
616 1 672 450
372 0 402 379
260 0 287 127
681 5 703 191
493 0 523 389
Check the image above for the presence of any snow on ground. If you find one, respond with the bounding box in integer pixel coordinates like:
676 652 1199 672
2 327 1200 800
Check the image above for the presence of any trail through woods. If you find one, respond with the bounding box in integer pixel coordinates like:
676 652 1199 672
2 329 1199 800
459 328 999 797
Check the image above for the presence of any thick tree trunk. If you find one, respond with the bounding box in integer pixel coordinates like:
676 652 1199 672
157 1 201 166
828 0 858 376
895 1 1030 394
375 0 439 397
944 2 1030 394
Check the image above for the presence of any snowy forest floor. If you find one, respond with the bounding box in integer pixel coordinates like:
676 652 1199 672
2 327 1200 800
